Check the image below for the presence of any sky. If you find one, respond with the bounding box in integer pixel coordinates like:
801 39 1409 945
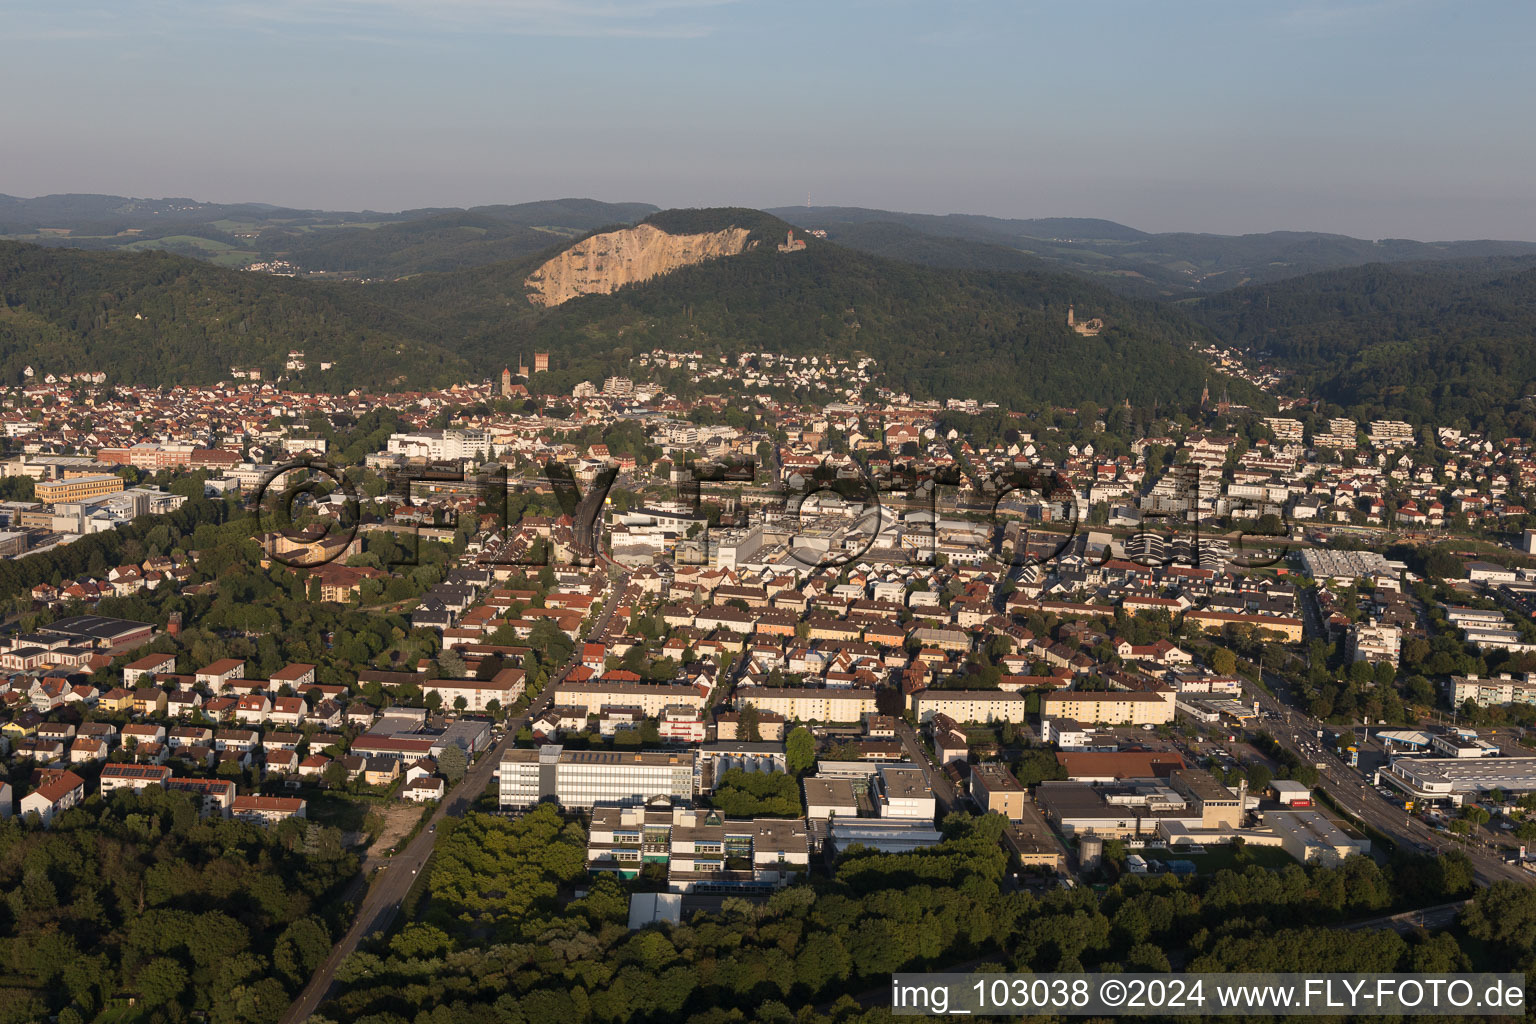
5 0 1535 239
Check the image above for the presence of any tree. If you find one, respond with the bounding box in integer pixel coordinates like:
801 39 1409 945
273 918 332 987
438 744 467 784
1210 647 1237 675
322 759 347 788
738 702 762 742
1014 748 1067 786
135 957 188 1009
785 726 815 775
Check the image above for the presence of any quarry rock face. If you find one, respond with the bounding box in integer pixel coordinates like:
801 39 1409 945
524 223 752 306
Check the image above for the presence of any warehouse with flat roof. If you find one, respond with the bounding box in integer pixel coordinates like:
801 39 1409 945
1379 756 1536 807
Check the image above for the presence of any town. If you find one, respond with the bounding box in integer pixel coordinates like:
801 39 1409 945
3 348 1536 1019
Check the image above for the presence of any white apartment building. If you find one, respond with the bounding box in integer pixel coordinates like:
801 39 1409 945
553 680 708 717
1451 674 1536 707
498 745 696 809
386 428 491 462
734 686 877 723
911 690 1029 725
421 673 525 711
1040 689 1175 726
1347 623 1401 666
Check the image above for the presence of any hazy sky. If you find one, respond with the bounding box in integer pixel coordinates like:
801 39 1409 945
6 0 1534 239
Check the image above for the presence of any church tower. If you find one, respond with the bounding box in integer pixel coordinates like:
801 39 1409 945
500 366 513 396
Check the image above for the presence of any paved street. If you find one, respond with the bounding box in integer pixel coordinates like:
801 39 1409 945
896 718 960 815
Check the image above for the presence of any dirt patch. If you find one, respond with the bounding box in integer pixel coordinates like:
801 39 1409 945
363 801 431 868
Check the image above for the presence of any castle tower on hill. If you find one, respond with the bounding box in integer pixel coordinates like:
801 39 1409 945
1067 305 1103 336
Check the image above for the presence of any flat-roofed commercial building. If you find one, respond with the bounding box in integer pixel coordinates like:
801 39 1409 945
1003 822 1065 871
1379 755 1536 807
874 764 935 821
803 776 861 820
912 689 1028 725
1040 689 1174 726
1263 810 1370 866
1056 751 1187 782
828 818 944 854
36 474 124 504
1035 779 1204 838
970 763 1026 821
499 744 695 810
1168 769 1242 828
40 615 155 650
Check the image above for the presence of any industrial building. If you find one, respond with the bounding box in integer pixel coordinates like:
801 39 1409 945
1262 810 1371 866
828 818 944 854
1378 756 1536 807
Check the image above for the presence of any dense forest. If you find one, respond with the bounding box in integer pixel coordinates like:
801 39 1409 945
275 212 567 278
0 788 357 1024
0 242 465 388
311 806 1525 1024
1192 256 1536 430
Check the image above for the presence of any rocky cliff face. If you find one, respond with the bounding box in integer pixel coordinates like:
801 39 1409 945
524 223 753 307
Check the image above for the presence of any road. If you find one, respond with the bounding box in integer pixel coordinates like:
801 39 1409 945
896 719 961 815
280 569 627 1024
1240 673 1530 887
1341 899 1471 934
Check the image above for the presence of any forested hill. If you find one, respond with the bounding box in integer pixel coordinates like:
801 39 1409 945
1191 256 1536 430
0 208 1261 412
0 241 465 388
369 207 1260 411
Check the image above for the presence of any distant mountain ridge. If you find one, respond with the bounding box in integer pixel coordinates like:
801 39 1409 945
765 205 1536 296
9 192 1536 295
0 195 659 278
